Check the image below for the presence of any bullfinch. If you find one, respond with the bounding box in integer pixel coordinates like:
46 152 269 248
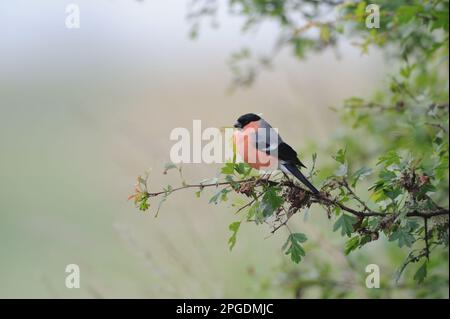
233 113 319 194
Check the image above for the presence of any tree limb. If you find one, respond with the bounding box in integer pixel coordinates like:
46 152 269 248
143 177 449 219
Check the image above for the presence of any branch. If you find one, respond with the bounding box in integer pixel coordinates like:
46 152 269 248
142 176 449 220
145 177 274 197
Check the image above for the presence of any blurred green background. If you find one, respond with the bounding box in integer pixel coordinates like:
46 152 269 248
0 0 447 298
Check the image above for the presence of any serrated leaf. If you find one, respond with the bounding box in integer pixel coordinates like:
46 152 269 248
334 148 347 164
395 5 422 24
377 151 401 166
413 261 427 284
345 236 360 255
259 187 284 218
333 214 357 237
247 201 261 222
139 199 150 211
221 163 235 175
228 221 241 251
234 162 251 175
389 228 415 248
379 170 397 182
283 233 308 263
291 233 308 243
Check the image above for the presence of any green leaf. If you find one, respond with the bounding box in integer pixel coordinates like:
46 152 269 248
354 1 367 21
133 191 150 212
344 97 365 108
345 236 360 255
368 218 380 231
413 261 427 284
359 235 372 247
228 221 241 251
384 187 402 201
377 151 401 166
334 148 347 164
234 162 250 175
431 10 449 31
399 64 416 79
264 187 284 207
291 38 314 59
395 5 422 24
221 163 235 175
247 201 261 222
333 214 357 237
290 233 307 243
259 187 284 218
139 197 150 211
320 24 331 42
221 162 252 177
283 233 308 264
379 170 397 182
389 227 415 248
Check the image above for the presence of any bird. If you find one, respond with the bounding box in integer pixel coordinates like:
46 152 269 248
233 113 319 194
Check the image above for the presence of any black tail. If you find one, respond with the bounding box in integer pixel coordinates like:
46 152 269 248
284 164 319 194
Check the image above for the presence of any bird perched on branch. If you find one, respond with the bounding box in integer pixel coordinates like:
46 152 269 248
233 113 319 194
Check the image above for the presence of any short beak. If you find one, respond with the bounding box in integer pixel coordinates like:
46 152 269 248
233 122 242 129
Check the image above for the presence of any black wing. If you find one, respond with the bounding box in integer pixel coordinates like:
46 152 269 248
278 142 306 168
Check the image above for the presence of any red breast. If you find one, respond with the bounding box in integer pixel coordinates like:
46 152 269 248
233 121 278 170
